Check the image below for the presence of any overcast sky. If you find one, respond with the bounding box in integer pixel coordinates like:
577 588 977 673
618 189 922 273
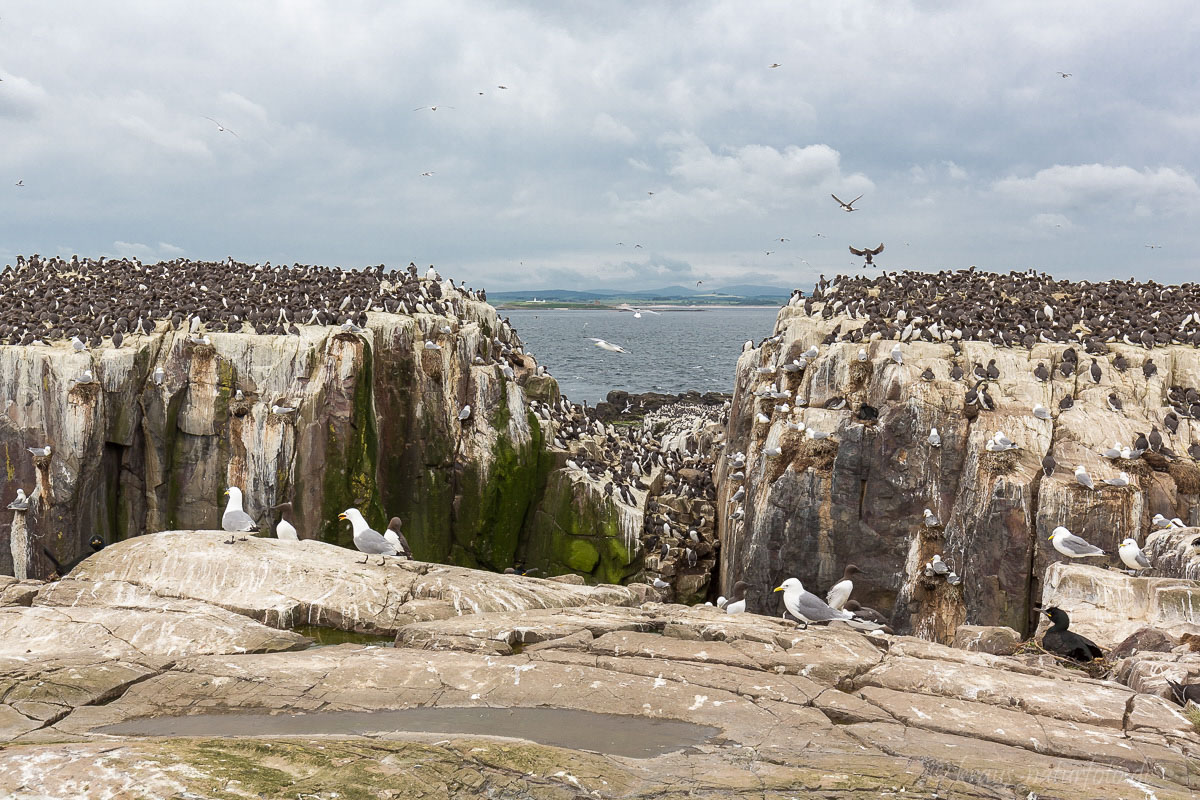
1 2 1197 291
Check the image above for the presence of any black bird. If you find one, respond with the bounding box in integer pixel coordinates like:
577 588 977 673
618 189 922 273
950 364 964 381
1165 411 1179 435
849 243 884 265
1143 359 1158 379
1134 432 1150 452
1165 679 1200 707
1041 453 1056 477
1041 607 1103 662
843 599 890 626
1149 427 1163 452
1113 353 1128 372
985 358 1000 380
1058 396 1074 411
1089 358 1102 383
1058 360 1074 378
1033 362 1049 382
920 367 935 381
856 403 879 421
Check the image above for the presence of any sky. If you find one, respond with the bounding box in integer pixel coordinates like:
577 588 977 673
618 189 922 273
1 1 1197 291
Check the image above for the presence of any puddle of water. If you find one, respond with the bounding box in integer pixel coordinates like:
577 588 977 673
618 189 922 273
290 625 395 648
94 707 719 758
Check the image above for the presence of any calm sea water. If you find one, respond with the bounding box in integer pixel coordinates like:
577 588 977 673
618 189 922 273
502 306 782 406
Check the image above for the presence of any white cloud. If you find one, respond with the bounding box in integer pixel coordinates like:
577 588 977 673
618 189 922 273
591 113 636 145
993 164 1200 213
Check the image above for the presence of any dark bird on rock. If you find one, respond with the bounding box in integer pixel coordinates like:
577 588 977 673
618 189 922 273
920 367 935 381
1143 359 1158 379
849 243 884 265
1041 453 1056 477
1034 362 1049 381
1059 396 1074 411
950 364 964 381
1041 606 1103 662
1165 679 1200 707
843 599 890 627
1089 358 1102 383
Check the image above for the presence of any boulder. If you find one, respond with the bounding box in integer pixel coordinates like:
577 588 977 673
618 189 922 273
952 624 1022 655
69 531 645 634
1038 562 1200 649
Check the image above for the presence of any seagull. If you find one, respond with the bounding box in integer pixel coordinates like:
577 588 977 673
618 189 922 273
339 508 399 565
923 508 941 527
221 487 259 535
890 343 903 364
1032 405 1051 420
27 446 51 457
849 243 884 265
775 578 879 630
152 366 166 386
928 427 941 447
203 116 239 137
7 489 29 511
1056 71 1072 78
1049 526 1106 558
1074 465 1095 490
590 337 629 354
420 171 435 177
1118 538 1152 572
458 405 472 421
14 180 23 187
412 105 454 111
769 63 782 68
1104 471 1130 487
926 554 951 577
832 193 863 212
271 404 297 415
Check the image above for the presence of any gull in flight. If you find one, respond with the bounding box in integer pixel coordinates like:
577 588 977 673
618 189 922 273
616 303 659 318
420 171 435 177
1145 244 1162 249
589 337 630 354
14 179 23 187
1057 71 1072 78
769 63 782 68
832 193 863 212
413 105 454 111
203 116 238 137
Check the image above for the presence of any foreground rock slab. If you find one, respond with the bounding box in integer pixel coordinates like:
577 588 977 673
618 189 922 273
0 603 1188 799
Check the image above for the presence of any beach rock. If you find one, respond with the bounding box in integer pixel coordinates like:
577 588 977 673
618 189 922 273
719 307 1200 640
952 624 1022 655
69 531 645 634
1038 562 1200 649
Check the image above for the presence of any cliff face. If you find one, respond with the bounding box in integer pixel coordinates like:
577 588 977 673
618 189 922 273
720 305 1200 639
0 298 552 578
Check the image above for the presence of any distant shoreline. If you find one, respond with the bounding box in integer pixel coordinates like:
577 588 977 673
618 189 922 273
497 303 782 311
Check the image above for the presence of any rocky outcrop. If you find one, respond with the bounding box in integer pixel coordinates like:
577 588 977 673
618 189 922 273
719 307 1200 640
7 603 1199 797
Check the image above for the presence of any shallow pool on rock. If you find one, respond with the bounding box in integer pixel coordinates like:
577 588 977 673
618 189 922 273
290 625 395 647
95 707 719 758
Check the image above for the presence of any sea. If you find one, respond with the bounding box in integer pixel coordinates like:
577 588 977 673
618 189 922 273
501 306 783 406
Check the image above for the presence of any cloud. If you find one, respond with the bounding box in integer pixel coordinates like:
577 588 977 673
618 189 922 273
993 164 1200 213
591 113 636 145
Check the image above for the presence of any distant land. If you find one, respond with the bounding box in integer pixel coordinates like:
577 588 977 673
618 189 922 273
490 284 793 308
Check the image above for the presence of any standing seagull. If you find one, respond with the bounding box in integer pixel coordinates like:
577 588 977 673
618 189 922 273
825 565 860 611
339 508 399 565
1073 465 1094 489
928 427 941 448
221 487 259 538
831 193 863 212
1118 538 1152 572
1048 526 1106 558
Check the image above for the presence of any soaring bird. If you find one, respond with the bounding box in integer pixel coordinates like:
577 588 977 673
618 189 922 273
832 193 863 212
849 243 884 265
589 337 630 354
203 116 239 137
1048 526 1106 558
1041 607 1103 662
825 565 860 611
339 508 399 564
221 487 259 535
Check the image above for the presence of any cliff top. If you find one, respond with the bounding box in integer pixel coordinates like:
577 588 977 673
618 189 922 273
795 268 1200 349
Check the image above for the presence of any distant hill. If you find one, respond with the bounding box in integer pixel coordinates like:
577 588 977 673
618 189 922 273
489 283 791 305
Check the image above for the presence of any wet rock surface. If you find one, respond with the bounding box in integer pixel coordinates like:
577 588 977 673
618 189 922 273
0 540 1196 798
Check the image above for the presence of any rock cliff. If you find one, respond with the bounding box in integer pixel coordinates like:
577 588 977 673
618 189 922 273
719 302 1200 639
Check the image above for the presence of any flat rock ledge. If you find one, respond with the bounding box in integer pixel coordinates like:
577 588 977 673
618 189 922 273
0 539 1197 798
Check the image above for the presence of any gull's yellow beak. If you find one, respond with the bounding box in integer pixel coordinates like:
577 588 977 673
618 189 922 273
223 489 229 496
338 513 348 521
1047 534 1054 540
773 586 784 592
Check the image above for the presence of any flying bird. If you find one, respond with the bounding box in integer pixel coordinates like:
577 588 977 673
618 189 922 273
1056 72 1072 78
412 105 454 111
832 193 863 212
203 116 239 137
769 63 782 68
589 337 629 354
14 180 23 187
850 243 884 265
